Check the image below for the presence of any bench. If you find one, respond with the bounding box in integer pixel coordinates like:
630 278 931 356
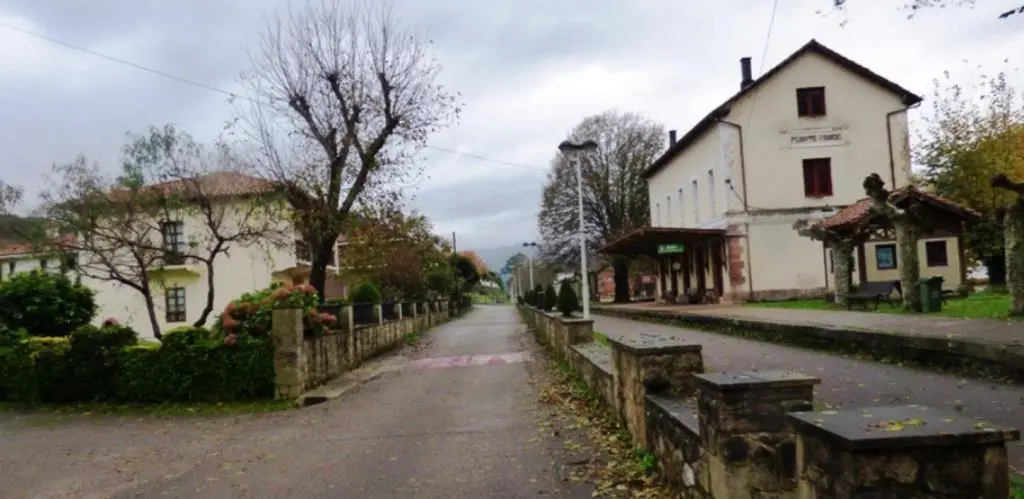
839 281 901 310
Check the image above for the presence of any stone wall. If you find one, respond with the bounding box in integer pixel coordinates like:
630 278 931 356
517 305 1021 498
274 301 457 398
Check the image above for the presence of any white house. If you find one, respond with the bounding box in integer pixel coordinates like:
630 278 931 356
0 172 347 339
603 39 970 302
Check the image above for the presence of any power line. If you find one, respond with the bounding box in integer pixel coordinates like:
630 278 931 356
758 0 781 74
0 21 549 173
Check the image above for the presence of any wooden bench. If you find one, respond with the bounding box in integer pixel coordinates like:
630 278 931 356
839 281 901 310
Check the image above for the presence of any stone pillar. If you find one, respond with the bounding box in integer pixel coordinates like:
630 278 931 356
396 302 404 320
696 370 820 498
271 308 306 399
555 317 593 360
788 404 1019 498
374 304 383 325
339 305 354 333
607 333 704 447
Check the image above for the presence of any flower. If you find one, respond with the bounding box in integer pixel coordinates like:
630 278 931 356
298 283 316 295
101 317 120 327
221 315 240 331
270 287 292 300
224 334 237 346
319 313 337 324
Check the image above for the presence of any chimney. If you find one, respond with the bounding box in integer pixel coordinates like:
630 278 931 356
740 57 753 89
668 130 677 147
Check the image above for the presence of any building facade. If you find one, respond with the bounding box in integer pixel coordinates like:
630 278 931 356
607 39 965 302
0 173 348 339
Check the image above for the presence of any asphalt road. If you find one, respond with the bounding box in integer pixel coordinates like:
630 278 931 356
593 314 1024 470
0 306 591 499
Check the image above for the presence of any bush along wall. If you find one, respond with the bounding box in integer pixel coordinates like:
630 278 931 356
0 324 274 405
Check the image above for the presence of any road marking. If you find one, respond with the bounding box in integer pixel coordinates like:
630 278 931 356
408 351 531 370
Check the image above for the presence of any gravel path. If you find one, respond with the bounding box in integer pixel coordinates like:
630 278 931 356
594 314 1024 470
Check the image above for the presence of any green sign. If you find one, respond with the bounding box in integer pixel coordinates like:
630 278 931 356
657 243 686 255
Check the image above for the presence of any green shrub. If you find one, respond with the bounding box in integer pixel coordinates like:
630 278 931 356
0 270 96 337
350 281 383 304
115 334 274 402
543 285 558 312
557 281 579 318
0 327 274 404
162 326 211 349
64 325 140 401
0 325 27 347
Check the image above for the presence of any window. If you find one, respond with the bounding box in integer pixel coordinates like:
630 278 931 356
707 169 716 216
875 244 897 270
665 195 672 227
7 261 13 274
654 202 661 226
925 240 949 267
165 287 186 323
802 158 833 198
796 87 826 117
61 253 77 271
39 259 48 270
691 179 700 224
295 239 312 262
161 221 186 264
677 187 684 225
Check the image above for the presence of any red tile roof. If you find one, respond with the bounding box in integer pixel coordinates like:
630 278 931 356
112 172 280 201
817 186 980 229
0 235 76 257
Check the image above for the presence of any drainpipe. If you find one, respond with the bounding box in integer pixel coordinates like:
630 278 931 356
885 101 921 188
714 118 748 213
716 116 755 299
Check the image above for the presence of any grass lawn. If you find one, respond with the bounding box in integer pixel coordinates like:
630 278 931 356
748 291 1015 320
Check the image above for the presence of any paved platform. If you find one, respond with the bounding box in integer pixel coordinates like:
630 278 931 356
592 303 1024 377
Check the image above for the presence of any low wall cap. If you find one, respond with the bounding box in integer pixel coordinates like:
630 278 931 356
606 332 702 354
695 370 820 391
787 404 1021 451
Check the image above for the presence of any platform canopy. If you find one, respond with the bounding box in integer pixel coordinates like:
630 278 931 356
601 227 726 256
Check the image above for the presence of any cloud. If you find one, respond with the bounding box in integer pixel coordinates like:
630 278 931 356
2 0 1023 251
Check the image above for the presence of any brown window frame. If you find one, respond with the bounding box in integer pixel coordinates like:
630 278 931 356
165 287 187 323
875 244 897 270
802 158 833 198
796 87 826 117
925 240 949 267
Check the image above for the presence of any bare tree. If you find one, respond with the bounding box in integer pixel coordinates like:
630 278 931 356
538 110 662 303
38 126 288 339
793 219 870 306
863 173 930 311
828 0 1022 20
237 0 460 299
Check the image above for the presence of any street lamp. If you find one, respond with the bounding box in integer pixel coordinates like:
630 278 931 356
558 139 598 319
522 242 537 291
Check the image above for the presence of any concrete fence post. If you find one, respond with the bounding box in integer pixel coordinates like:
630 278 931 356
374 304 383 325
272 307 306 399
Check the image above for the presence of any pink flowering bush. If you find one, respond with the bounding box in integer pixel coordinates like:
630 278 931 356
213 282 336 338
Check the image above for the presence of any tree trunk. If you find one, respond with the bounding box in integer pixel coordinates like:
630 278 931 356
895 221 922 311
832 244 854 306
1005 204 1024 316
612 258 631 303
983 255 1007 287
194 260 217 327
309 237 336 301
143 293 163 340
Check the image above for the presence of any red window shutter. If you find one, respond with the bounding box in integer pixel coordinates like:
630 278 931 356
802 162 815 196
820 161 833 196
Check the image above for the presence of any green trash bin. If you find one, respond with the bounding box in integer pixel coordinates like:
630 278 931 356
918 276 944 312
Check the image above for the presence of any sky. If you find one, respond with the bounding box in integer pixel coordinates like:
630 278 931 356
1 0 1023 260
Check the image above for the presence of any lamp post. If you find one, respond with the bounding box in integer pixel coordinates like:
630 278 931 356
522 242 537 291
558 139 599 319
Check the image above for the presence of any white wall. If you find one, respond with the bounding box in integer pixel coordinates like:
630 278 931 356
722 50 913 211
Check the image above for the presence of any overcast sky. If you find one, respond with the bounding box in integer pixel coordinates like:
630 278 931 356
1 0 1022 251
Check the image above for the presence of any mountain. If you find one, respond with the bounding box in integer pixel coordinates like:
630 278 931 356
472 245 528 275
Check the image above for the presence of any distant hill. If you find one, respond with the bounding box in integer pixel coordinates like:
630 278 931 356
472 245 528 275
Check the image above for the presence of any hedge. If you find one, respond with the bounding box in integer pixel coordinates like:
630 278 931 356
0 325 274 405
